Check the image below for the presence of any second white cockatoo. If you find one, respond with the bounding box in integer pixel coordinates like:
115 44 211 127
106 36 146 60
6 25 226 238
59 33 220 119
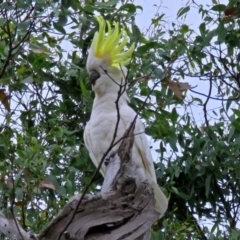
84 16 168 216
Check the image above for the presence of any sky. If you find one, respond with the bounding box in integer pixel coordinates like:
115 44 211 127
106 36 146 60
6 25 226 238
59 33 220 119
1 0 230 158
135 0 229 126
40 0 231 162
134 0 240 230
0 0 237 233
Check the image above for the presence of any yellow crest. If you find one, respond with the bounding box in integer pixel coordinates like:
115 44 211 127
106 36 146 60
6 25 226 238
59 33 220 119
92 16 135 67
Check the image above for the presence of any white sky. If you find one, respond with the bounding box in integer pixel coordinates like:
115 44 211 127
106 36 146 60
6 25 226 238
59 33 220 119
135 0 229 126
135 0 240 230
0 0 236 234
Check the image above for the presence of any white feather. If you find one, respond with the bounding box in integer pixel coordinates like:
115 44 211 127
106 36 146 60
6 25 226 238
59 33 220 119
84 89 168 216
84 38 168 215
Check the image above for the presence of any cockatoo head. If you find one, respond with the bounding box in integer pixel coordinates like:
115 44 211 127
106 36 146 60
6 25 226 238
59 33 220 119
86 16 134 96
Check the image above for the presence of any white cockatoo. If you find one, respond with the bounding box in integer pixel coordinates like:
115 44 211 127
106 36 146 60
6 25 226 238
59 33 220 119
84 16 168 216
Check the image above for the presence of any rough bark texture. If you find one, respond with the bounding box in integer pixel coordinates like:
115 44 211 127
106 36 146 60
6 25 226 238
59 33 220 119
0 123 161 240
39 180 157 240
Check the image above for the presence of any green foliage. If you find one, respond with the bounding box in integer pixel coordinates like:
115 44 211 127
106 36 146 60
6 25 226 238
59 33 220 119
0 0 240 239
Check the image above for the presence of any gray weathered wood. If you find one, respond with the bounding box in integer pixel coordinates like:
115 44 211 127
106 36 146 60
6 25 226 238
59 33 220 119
0 122 161 240
38 122 160 240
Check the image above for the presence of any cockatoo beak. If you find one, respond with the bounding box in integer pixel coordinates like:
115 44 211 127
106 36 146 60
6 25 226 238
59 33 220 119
89 70 100 85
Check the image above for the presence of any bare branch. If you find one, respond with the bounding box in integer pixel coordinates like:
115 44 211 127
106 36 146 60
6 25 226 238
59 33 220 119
57 69 129 239
39 122 159 240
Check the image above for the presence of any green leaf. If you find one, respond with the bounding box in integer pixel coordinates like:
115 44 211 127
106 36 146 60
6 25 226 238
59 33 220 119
14 168 25 188
180 24 189 34
61 0 70 8
205 175 211 196
66 179 73 195
120 4 137 13
53 22 66 34
171 186 179 194
102 0 119 6
151 231 164 240
205 30 216 43
231 120 240 132
135 5 143 11
171 108 178 123
151 14 165 26
226 98 233 111
169 137 178 152
17 21 30 30
177 6 190 18
216 22 227 42
80 79 89 97
0 41 8 57
58 13 68 26
140 87 148 96
68 0 81 10
137 42 160 54
211 222 218 233
211 4 227 12
15 188 24 200
199 23 206 36
83 5 94 13
192 97 203 105
232 109 240 118
0 18 5 27
132 24 141 43
228 126 235 141
1 2 14 10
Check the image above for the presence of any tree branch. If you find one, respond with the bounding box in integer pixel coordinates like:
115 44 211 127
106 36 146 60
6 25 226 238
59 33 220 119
0 121 160 239
37 122 160 240
0 211 35 240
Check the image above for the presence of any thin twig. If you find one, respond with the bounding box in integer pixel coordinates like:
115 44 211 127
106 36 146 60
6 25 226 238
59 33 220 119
203 72 213 128
57 67 128 240
190 89 240 101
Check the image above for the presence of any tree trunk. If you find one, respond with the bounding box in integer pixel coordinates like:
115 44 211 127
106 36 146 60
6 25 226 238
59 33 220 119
0 123 161 240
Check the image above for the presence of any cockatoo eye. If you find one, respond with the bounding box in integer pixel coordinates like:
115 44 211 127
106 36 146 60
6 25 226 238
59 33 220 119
89 70 100 85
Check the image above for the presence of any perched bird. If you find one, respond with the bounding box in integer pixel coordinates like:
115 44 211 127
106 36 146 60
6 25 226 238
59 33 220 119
84 16 168 216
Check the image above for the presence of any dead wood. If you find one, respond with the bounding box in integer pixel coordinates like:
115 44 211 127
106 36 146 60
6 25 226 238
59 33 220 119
0 122 161 240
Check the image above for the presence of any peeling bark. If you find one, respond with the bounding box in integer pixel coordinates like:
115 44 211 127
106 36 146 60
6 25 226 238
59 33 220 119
0 123 161 240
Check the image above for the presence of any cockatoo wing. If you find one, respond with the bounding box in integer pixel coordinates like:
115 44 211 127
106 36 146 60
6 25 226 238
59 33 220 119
83 122 105 176
84 103 167 216
120 105 168 216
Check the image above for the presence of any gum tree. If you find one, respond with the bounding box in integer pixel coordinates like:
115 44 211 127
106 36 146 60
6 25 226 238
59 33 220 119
0 0 239 239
